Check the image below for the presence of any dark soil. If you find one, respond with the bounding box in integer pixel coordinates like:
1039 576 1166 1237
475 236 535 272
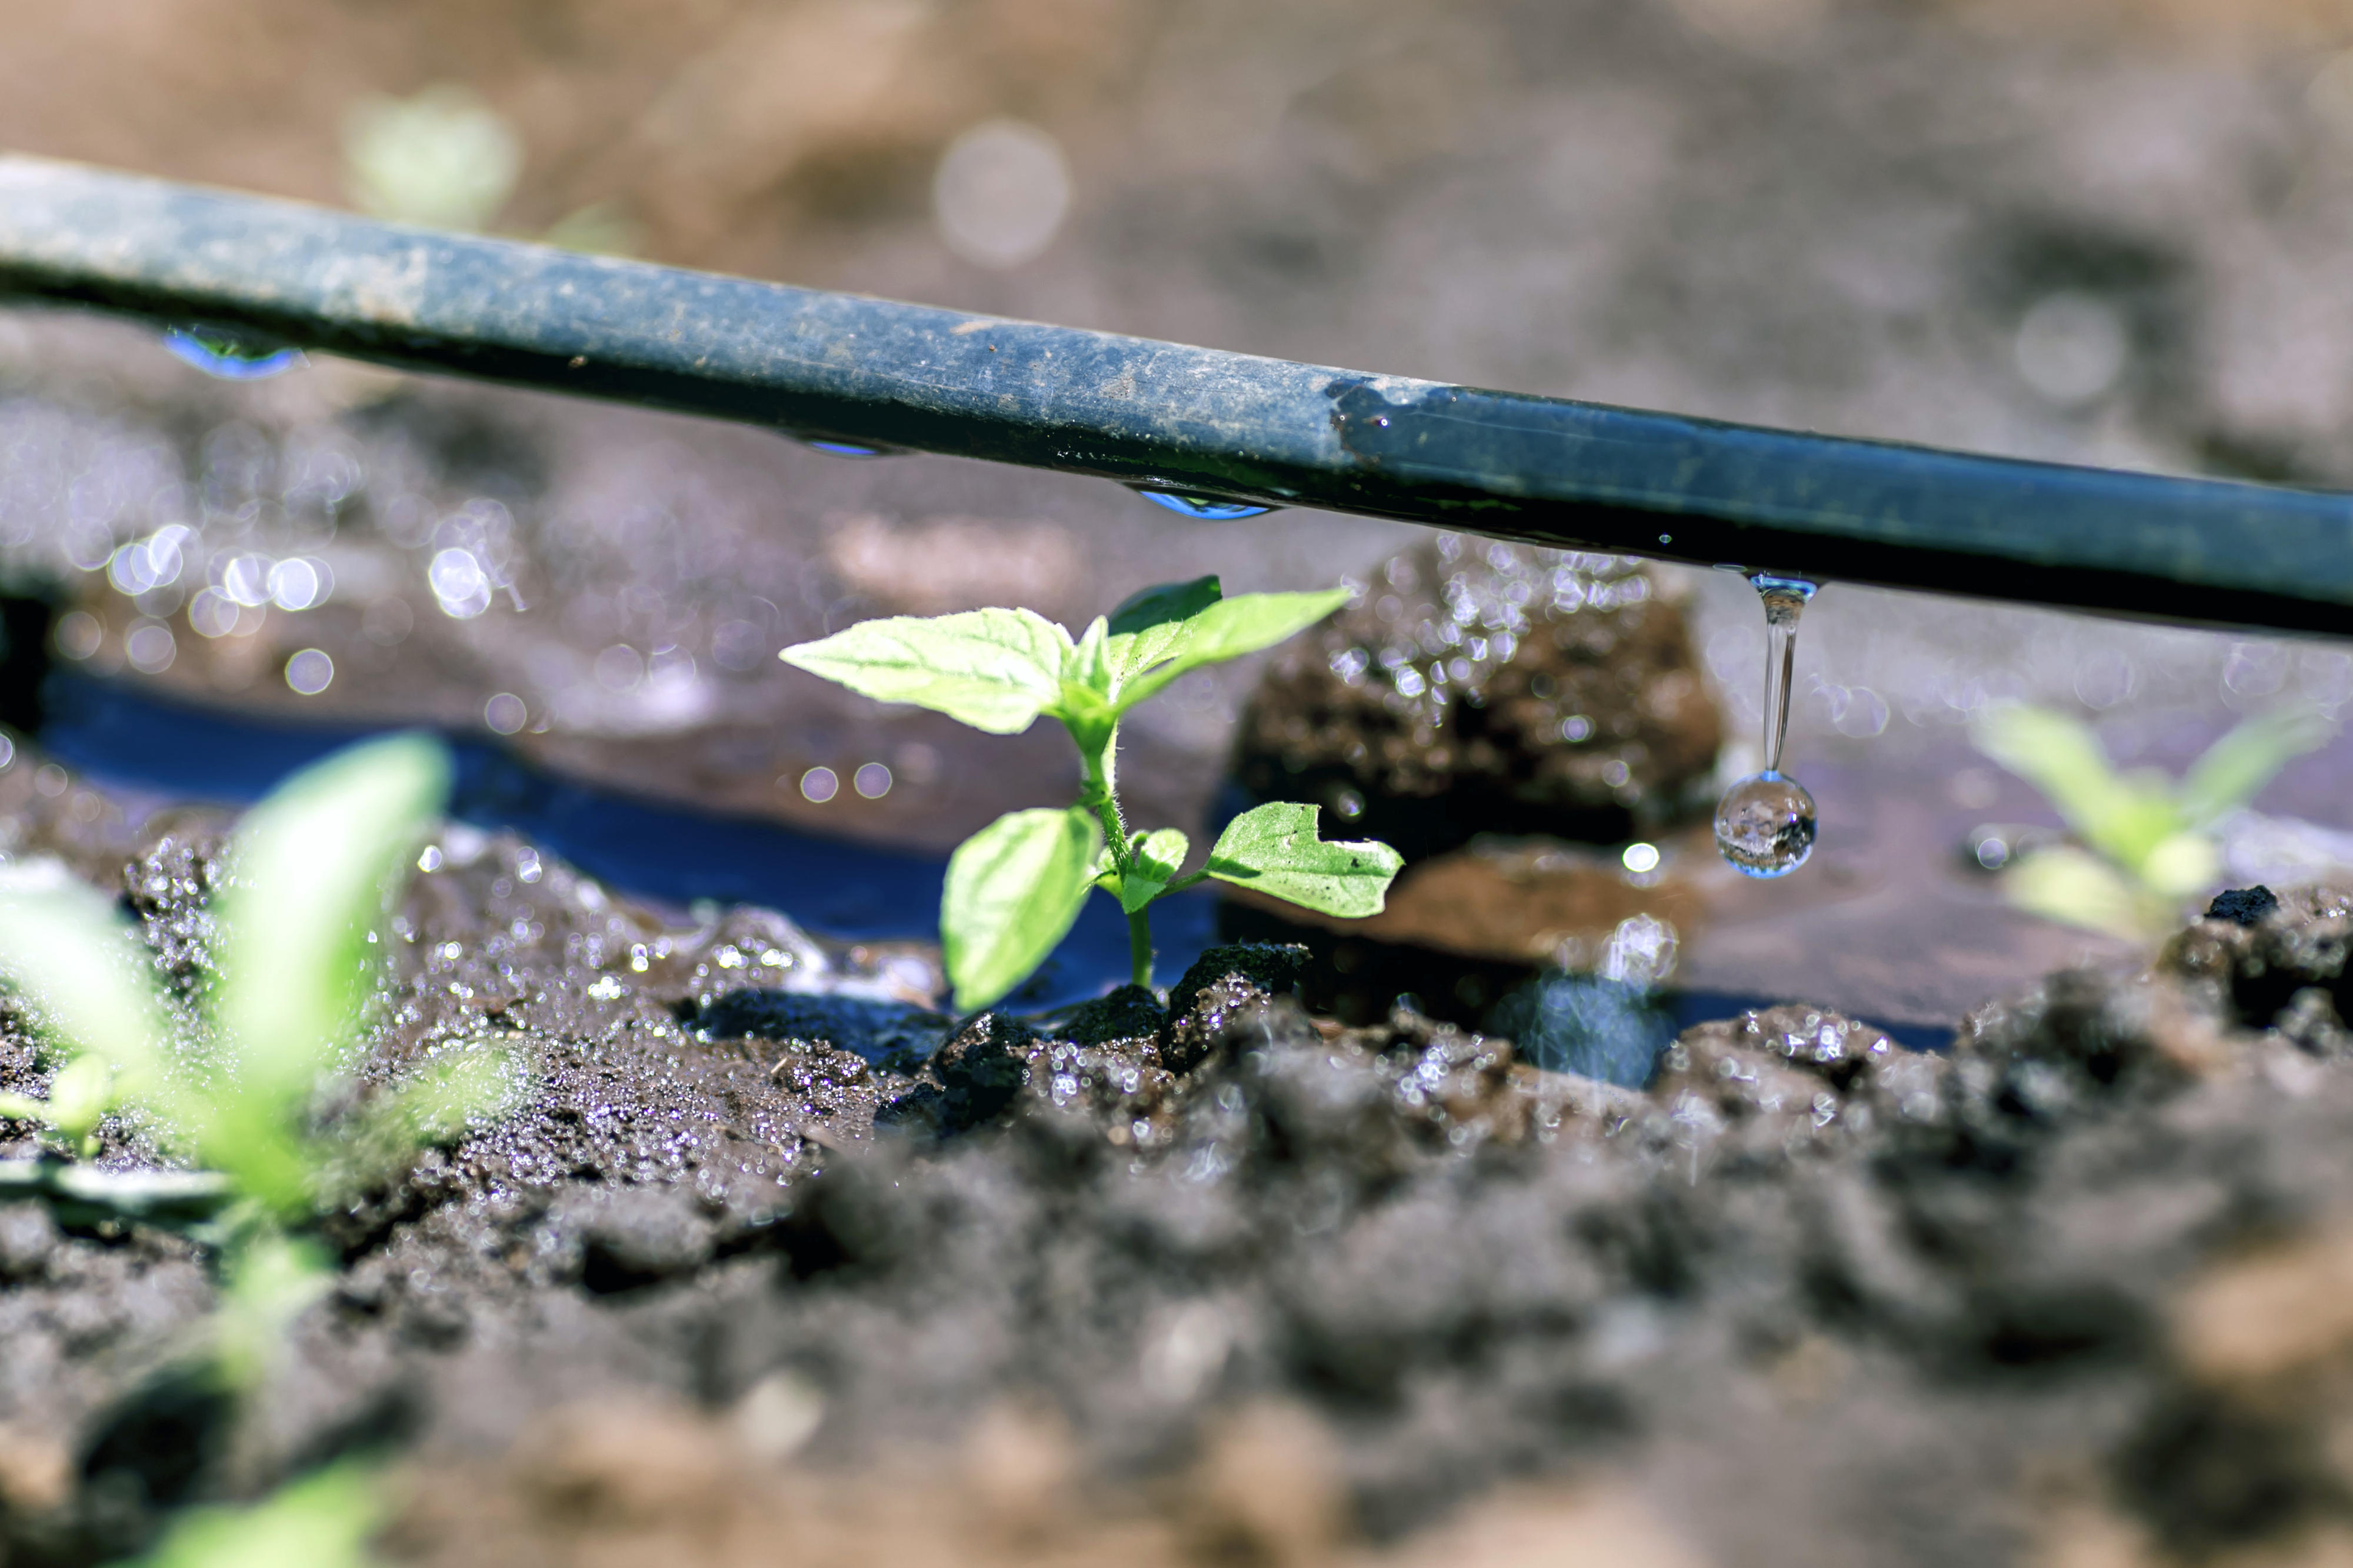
8 755 2353 1564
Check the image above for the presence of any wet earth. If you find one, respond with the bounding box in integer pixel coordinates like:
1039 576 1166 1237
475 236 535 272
6 746 2353 1564
6 0 2353 1561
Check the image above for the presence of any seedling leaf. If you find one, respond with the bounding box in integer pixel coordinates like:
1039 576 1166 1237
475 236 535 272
45 1055 115 1144
2002 845 2154 943
1207 802 1402 919
1105 575 1221 680
1068 615 1114 694
943 806 1104 1012
1116 589 1348 710
125 1453 379 1568
212 733 448 1211
781 609 1069 734
1111 827 1189 913
2178 707 2334 827
1971 705 2179 869
0 860 172 1106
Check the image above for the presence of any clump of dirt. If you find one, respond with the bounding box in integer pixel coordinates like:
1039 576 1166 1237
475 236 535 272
1233 539 1722 866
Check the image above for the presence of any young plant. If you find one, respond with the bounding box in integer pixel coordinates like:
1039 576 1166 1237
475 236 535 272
1971 703 2332 940
784 576 1404 1010
125 1460 382 1568
0 735 509 1354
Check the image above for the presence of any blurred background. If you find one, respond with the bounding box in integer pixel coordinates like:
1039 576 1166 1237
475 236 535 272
3 0 2353 1029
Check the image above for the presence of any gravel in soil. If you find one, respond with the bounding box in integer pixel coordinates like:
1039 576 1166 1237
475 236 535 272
9 749 2353 1563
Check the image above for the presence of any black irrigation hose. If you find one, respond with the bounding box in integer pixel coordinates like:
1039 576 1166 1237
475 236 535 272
0 154 2347 636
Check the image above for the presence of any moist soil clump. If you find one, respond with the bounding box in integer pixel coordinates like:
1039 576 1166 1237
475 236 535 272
1232 539 1721 865
11 772 2353 1563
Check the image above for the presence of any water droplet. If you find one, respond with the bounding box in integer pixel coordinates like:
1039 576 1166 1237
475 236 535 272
801 767 839 803
1717 573 1820 877
1134 487 1275 521
162 325 305 380
1715 771 1817 878
802 440 889 458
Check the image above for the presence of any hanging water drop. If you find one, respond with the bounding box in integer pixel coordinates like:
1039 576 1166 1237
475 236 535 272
1715 573 1819 879
1134 486 1275 521
802 439 889 458
162 325 306 381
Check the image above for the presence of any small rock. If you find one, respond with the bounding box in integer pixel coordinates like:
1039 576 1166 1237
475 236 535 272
1162 944 1308 1074
0 1420 71 1516
2207 886 2281 928
0 1200 58 1279
1045 983 1165 1046
2165 885 2353 1040
931 1013 1040 1132
567 1186 715 1293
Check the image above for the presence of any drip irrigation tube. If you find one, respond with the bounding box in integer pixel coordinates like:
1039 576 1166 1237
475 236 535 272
0 155 2347 635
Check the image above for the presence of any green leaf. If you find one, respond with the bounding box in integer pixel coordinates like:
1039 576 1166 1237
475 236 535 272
1055 615 1120 752
127 1460 380 1568
1205 803 1401 919
0 860 172 1105
1112 827 1190 914
344 84 521 232
1105 575 1221 680
2178 707 2334 827
942 806 1104 1012
0 1092 46 1124
212 734 449 1210
1115 589 1348 710
781 609 1071 735
316 1051 516 1206
1067 615 1114 693
1971 705 2182 870
45 1054 115 1142
2001 845 2167 942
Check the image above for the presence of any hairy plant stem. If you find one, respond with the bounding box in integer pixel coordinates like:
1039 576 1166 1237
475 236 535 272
1079 724 1155 990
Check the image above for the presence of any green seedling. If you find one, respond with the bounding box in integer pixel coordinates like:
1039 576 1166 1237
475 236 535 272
342 83 637 254
343 85 523 234
1971 702 2333 940
124 1461 382 1568
0 735 510 1369
784 577 1404 1010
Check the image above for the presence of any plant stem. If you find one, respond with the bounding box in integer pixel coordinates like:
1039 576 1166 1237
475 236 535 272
1079 723 1154 989
1081 724 1133 875
1127 908 1154 991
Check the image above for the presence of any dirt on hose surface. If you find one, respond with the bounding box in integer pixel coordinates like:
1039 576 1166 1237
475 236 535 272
6 766 2353 1565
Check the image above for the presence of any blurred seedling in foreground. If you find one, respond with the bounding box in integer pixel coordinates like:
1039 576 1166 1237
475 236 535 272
342 83 638 253
0 735 512 1380
122 1461 382 1568
1971 703 2333 941
785 578 1404 1010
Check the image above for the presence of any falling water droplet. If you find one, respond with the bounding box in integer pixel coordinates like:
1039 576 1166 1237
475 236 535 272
162 325 306 381
1715 573 1819 879
1134 486 1275 521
